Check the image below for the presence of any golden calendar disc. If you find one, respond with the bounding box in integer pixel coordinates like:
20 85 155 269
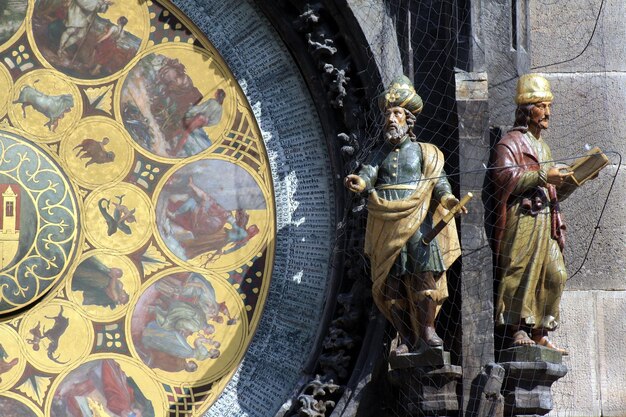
0 1 275 415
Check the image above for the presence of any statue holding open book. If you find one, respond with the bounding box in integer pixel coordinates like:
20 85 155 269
485 74 607 354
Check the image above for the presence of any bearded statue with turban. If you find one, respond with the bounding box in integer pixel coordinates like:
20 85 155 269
345 76 466 354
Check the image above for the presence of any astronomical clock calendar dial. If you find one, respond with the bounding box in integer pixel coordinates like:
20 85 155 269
0 1 280 415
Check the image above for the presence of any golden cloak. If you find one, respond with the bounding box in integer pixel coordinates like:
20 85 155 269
364 143 461 324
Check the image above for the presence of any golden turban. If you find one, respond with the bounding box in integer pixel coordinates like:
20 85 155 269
516 74 553 105
379 75 424 115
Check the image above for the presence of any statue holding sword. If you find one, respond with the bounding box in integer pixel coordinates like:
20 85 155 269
344 75 469 354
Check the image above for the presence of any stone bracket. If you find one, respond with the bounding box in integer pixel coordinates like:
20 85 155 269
500 361 568 416
389 364 462 417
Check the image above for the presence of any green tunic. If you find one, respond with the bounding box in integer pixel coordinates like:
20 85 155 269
496 132 567 330
359 137 452 275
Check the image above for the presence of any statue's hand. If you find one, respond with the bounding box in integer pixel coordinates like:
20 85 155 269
441 194 469 214
547 166 574 186
344 175 366 193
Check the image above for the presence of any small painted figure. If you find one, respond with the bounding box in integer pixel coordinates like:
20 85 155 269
171 88 226 155
90 16 129 76
484 74 598 354
98 194 136 236
33 0 142 79
26 307 70 364
0 1 28 45
0 343 18 382
73 137 115 167
57 0 113 57
344 75 466 354
71 256 129 309
0 397 37 417
140 322 220 372
13 85 74 131
121 54 218 157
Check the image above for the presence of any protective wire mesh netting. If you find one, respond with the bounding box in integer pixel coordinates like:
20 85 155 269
324 0 621 416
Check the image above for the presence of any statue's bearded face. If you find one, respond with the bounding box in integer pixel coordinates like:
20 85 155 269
384 106 409 145
529 101 551 131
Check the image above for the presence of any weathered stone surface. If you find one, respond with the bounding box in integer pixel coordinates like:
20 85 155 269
456 71 489 101
346 0 403 85
530 0 625 73
541 74 626 156
595 291 626 416
389 348 451 369
499 346 563 365
458 100 490 140
457 69 494 416
389 365 463 417
471 363 505 417
482 0 530 127
548 291 601 417
501 361 568 416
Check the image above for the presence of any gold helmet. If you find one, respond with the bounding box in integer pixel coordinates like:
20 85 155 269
379 75 423 115
515 74 553 105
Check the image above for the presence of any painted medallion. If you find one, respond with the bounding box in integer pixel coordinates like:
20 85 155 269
0 1 275 415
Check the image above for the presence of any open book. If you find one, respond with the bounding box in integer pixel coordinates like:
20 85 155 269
564 146 609 187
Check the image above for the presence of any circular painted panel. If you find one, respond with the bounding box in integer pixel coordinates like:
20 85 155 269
0 1 277 415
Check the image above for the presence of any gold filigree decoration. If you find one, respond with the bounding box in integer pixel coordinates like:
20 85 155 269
16 375 51 406
141 243 170 276
84 85 114 115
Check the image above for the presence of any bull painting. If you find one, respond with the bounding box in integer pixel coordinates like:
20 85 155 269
13 86 74 132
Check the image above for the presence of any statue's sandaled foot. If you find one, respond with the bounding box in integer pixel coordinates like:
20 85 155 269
511 330 535 347
532 335 569 355
421 327 443 347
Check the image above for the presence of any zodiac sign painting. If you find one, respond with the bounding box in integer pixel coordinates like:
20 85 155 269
128 271 246 384
25 307 69 365
155 158 269 270
68 252 141 321
118 44 235 159
0 326 24 391
0 344 19 382
29 0 149 81
13 85 74 132
9 70 82 140
20 301 93 373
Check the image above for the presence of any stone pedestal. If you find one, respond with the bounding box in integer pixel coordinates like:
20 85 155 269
499 346 568 417
474 363 505 417
388 349 462 417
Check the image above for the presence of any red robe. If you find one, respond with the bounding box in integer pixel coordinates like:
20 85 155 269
485 129 565 267
102 359 134 415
